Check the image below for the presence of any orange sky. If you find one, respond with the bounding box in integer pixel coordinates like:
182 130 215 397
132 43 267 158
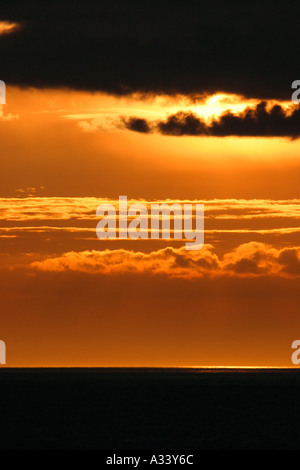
1 86 300 366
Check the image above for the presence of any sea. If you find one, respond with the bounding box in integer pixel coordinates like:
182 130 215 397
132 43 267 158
0 367 299 450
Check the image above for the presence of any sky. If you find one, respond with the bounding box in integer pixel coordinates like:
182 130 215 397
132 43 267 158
1 1 300 366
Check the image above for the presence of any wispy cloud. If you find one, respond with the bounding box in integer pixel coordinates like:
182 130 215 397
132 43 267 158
0 21 20 36
1 198 300 263
0 104 18 122
2 197 300 222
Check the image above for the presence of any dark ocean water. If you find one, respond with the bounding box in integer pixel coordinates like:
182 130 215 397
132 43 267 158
0 367 299 450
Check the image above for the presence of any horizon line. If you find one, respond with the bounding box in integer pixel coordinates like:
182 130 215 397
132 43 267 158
0 366 299 370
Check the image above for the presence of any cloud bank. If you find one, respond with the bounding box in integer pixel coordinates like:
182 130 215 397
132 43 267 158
31 242 300 279
0 1 299 100
122 102 300 139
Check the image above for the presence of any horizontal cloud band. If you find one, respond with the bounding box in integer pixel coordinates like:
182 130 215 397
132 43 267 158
0 2 299 100
122 102 300 139
31 242 300 279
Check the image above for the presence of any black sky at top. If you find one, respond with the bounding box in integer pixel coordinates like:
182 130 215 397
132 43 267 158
0 0 299 100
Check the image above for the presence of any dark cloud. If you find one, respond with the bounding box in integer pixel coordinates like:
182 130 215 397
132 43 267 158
123 102 300 138
121 117 151 134
209 103 300 138
158 112 207 136
0 0 300 99
225 258 262 275
278 249 300 275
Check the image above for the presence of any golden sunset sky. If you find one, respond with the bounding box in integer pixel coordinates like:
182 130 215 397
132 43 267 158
1 0 300 368
0 82 300 367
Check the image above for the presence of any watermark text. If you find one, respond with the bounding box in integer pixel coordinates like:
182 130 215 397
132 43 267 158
96 196 204 250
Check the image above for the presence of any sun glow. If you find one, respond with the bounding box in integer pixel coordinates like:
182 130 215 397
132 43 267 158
189 93 292 121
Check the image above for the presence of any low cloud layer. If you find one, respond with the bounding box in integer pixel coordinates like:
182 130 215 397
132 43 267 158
122 102 300 139
31 242 300 279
